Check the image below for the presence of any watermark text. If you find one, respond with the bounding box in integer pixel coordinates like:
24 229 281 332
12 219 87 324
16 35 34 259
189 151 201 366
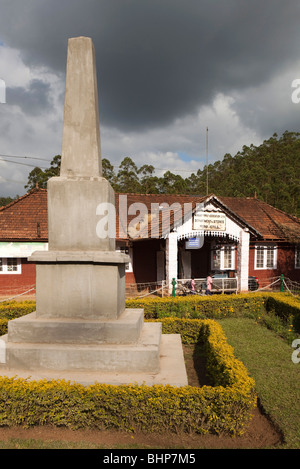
291 339 300 364
0 78 5 103
291 79 300 103
96 195 205 248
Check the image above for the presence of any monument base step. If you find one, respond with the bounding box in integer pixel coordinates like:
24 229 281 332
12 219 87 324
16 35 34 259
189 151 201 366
1 322 161 373
7 309 144 344
0 335 188 387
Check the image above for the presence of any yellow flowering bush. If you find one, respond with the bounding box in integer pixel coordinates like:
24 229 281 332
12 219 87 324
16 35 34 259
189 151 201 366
1 294 297 435
0 300 36 318
265 293 300 332
0 318 256 436
0 301 36 335
127 293 300 335
126 293 268 319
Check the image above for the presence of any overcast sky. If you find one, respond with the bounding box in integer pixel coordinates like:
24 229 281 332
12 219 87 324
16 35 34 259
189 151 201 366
0 0 300 197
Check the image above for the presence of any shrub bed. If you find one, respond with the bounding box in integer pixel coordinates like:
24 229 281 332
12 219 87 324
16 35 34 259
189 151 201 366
0 301 36 335
126 294 266 319
0 318 256 436
0 293 298 435
127 292 300 333
126 293 267 319
265 293 300 333
0 301 36 320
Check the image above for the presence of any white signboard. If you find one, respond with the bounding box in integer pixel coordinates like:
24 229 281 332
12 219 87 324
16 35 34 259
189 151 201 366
0 242 48 258
193 211 226 231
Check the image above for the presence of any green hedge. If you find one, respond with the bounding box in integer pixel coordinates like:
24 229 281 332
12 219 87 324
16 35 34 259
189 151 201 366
265 293 300 332
0 301 36 335
0 292 299 341
0 318 256 436
0 301 36 319
126 293 267 319
1 293 299 324
127 292 300 331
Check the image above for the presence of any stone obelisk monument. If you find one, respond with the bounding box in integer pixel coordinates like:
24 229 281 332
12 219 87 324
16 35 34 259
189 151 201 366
0 37 187 386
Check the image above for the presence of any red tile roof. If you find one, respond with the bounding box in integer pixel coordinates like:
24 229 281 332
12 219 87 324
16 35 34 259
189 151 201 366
0 188 299 243
0 189 48 241
115 193 207 239
218 196 300 241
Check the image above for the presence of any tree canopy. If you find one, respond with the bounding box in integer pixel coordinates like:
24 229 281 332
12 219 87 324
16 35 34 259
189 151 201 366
24 154 61 191
10 130 300 217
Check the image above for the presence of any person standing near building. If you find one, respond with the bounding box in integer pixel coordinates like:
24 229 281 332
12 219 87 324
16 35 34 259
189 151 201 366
205 273 213 295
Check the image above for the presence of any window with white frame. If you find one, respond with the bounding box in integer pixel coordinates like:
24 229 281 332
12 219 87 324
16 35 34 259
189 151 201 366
115 245 133 272
295 245 300 269
211 245 235 270
0 258 21 274
255 245 277 270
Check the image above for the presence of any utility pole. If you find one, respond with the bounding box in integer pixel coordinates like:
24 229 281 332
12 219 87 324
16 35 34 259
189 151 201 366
206 126 208 195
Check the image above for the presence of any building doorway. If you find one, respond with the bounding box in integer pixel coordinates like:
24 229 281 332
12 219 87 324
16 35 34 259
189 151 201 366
178 237 237 280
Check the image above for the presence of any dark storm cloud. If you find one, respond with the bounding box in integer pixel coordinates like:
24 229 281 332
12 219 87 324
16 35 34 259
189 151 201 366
6 79 53 116
0 0 300 131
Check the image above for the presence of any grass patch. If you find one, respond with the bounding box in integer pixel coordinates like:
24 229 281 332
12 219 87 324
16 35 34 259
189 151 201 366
219 317 300 449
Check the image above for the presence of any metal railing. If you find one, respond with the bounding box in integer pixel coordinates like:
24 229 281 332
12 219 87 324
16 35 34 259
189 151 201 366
0 275 298 301
125 277 239 298
126 275 300 298
176 277 238 295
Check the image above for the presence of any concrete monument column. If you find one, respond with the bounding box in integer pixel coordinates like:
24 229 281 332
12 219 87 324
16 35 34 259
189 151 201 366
0 37 187 386
32 36 124 318
60 37 102 179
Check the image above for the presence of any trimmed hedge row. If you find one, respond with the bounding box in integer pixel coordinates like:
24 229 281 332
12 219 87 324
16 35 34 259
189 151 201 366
0 292 299 340
126 293 267 319
0 293 297 435
0 318 256 435
0 292 299 343
0 301 36 335
1 292 299 323
0 300 36 318
265 294 300 332
127 292 300 331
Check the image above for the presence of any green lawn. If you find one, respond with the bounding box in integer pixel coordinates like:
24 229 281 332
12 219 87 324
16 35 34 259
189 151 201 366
218 317 300 449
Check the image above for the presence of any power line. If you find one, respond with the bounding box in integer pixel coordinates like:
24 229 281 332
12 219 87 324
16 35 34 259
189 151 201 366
106 162 200 174
0 158 48 169
0 153 50 162
0 153 203 174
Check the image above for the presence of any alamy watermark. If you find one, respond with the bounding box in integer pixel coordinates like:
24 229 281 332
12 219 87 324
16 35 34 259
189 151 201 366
0 78 6 103
291 79 300 103
0 339 6 364
291 339 300 364
95 194 205 248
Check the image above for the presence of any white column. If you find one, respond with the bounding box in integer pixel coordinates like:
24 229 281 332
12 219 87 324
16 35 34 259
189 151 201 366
238 229 250 292
166 232 178 292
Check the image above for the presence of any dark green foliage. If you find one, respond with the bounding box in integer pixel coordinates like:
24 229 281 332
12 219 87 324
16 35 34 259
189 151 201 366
20 131 300 216
24 155 61 191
